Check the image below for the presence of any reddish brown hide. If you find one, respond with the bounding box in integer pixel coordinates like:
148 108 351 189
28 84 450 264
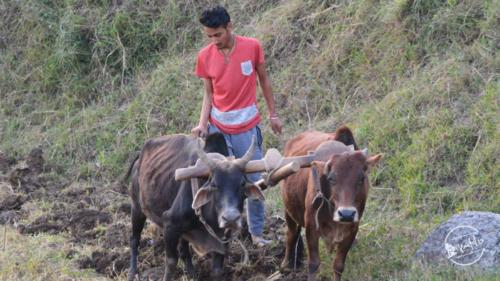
280 126 382 281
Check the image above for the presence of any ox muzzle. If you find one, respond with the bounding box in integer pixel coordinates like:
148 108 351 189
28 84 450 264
333 206 359 223
218 207 242 229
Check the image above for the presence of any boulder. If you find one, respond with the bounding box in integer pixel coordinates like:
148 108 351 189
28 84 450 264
415 211 499 269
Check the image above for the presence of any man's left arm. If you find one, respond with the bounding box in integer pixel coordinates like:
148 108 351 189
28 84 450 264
256 63 282 134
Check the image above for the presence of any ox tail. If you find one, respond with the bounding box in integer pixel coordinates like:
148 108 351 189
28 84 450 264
293 235 304 269
112 153 139 195
124 153 140 182
334 126 358 150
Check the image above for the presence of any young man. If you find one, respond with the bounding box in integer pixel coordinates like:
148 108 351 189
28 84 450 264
192 5 283 247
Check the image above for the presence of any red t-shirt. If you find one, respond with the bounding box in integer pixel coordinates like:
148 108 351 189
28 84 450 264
195 35 265 134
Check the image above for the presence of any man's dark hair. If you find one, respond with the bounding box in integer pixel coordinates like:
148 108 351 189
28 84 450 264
199 5 230 28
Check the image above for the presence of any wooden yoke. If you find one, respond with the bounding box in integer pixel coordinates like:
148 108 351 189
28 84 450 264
174 141 351 184
175 149 305 183
174 153 224 181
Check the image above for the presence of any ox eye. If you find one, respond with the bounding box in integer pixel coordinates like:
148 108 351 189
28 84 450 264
327 172 336 184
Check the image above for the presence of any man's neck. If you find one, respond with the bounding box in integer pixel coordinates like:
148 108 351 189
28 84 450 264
220 34 235 55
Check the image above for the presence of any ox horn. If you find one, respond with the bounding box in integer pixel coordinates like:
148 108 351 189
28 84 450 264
234 135 257 169
196 138 216 170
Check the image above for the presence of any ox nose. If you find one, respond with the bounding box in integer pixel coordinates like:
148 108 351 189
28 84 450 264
221 211 241 226
338 209 356 222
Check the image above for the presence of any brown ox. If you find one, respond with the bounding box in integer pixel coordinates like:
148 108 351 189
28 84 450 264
280 126 382 281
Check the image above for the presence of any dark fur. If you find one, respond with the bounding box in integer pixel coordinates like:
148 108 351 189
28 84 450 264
126 132 250 281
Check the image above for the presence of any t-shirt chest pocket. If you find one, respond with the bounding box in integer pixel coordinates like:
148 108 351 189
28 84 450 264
240 60 253 76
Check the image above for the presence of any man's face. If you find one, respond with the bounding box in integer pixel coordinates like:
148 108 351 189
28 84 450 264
203 23 232 49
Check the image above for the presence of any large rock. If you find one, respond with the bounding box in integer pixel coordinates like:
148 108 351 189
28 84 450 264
415 211 499 269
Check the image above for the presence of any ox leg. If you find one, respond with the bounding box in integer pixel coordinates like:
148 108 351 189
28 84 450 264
179 239 195 278
281 213 303 270
128 207 146 281
162 213 181 281
332 233 356 281
211 253 225 280
305 225 321 281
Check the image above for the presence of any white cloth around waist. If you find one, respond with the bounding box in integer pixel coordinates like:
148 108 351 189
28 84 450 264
210 104 258 126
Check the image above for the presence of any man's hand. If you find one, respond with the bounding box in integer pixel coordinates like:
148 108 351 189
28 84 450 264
191 124 208 138
270 116 283 134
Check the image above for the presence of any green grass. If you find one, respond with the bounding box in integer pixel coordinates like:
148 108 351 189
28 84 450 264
315 187 499 280
0 0 498 279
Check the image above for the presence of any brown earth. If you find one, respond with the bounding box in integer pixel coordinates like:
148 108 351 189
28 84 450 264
0 149 324 281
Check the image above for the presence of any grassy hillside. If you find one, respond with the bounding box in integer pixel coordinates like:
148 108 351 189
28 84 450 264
1 0 498 280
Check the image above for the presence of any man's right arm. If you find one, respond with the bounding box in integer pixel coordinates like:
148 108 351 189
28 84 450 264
191 78 213 137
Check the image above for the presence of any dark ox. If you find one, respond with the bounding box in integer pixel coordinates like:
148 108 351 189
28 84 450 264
126 133 264 281
280 126 382 281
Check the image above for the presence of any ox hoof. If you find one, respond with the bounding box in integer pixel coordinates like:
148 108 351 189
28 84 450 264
280 256 302 272
279 260 292 272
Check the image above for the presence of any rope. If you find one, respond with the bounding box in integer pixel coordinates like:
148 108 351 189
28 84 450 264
190 177 254 268
293 228 300 270
236 238 249 265
312 193 334 231
191 178 234 244
314 194 325 231
194 206 235 244
311 166 334 231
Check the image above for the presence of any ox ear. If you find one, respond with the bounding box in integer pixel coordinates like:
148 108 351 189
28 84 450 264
245 182 265 202
192 187 213 210
366 153 383 171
